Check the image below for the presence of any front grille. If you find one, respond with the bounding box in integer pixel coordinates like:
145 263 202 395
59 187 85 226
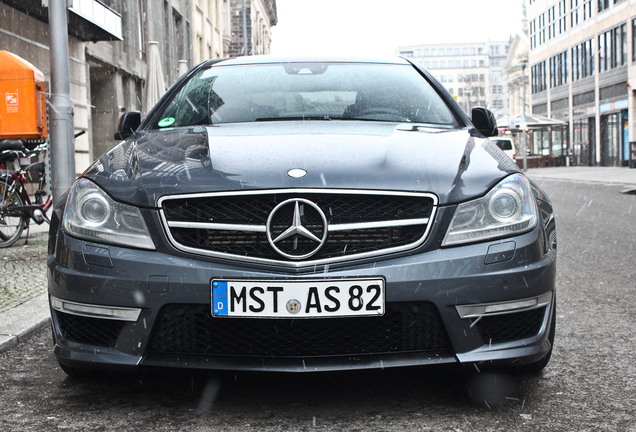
474 307 546 344
149 302 450 357
160 191 436 265
56 311 124 347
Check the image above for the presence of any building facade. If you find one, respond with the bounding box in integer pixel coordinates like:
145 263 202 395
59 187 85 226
0 0 276 175
528 0 636 167
192 0 232 64
396 41 511 118
227 0 277 57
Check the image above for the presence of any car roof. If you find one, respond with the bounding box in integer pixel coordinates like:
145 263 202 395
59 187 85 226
207 55 412 67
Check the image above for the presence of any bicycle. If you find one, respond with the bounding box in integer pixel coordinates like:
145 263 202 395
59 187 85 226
0 139 52 248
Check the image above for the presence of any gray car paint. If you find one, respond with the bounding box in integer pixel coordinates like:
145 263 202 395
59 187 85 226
47 57 556 373
84 122 519 208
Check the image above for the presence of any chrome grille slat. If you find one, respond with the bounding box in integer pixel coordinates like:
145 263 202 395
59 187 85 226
159 189 437 268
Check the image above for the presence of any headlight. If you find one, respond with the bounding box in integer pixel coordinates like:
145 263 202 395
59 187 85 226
63 179 155 250
442 174 538 246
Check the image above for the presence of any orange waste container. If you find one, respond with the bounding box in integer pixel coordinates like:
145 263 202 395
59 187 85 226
0 50 48 140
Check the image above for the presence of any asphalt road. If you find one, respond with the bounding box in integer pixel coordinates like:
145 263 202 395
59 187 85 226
0 178 635 431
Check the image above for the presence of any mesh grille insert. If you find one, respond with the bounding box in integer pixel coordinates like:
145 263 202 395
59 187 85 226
149 302 450 357
57 311 124 347
162 192 436 263
474 307 546 344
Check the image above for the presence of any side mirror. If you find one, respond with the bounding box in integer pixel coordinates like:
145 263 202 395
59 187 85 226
114 111 141 140
471 107 498 137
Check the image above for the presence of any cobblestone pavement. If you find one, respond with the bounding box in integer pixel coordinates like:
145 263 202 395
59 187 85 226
0 234 47 314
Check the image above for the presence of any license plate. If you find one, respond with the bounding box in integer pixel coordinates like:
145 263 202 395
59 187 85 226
211 278 385 318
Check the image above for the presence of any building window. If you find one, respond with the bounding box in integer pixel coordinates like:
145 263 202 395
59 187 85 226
424 61 431 68
471 60 477 67
479 60 485 67
432 61 438 68
572 38 594 80
571 0 580 27
598 0 609 12
632 18 636 62
470 47 476 55
463 60 469 68
531 61 547 94
448 88 454 94
548 5 556 40
441 75 447 82
455 48 460 55
432 49 437 56
538 13 546 45
423 49 430 56
448 75 454 82
440 61 446 68
400 51 414 57
530 19 537 49
549 51 568 88
492 100 503 109
599 24 627 73
558 0 567 34
439 48 445 56
583 0 593 20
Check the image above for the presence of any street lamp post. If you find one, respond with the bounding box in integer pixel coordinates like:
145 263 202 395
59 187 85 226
520 58 528 173
48 0 76 204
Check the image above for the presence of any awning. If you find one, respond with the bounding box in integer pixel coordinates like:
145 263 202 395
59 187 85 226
144 42 166 115
497 114 566 130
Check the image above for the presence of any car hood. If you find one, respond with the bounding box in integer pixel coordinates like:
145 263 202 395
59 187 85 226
84 122 519 208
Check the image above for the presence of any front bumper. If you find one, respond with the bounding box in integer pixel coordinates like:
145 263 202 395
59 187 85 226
48 225 556 373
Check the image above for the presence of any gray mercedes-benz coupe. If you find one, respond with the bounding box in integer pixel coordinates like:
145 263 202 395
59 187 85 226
47 56 557 376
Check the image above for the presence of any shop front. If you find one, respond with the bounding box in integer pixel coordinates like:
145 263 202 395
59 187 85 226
599 103 629 167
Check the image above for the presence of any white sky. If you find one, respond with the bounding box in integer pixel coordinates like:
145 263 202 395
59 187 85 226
271 0 524 57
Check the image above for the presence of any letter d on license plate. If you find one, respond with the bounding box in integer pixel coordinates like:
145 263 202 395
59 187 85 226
211 278 385 318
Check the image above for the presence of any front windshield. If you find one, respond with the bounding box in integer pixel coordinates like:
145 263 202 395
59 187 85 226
152 63 457 128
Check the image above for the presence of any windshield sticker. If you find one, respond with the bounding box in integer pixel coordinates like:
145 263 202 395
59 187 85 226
158 117 175 127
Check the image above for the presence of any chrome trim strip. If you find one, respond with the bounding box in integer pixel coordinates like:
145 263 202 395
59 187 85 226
167 218 430 233
329 218 429 232
158 189 438 269
455 292 552 319
157 188 439 207
167 221 267 232
50 296 141 322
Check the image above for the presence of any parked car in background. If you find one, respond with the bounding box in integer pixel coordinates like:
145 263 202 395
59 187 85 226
490 136 517 163
47 56 557 377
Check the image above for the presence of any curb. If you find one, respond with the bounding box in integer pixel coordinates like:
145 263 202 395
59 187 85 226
0 316 51 353
0 293 51 354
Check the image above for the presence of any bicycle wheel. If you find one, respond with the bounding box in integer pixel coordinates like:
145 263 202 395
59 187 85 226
0 182 26 247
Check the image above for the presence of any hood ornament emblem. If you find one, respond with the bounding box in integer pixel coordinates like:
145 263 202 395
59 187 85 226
287 168 307 178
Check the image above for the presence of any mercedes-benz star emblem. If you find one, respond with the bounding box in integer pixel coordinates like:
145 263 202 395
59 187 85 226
287 168 307 178
266 198 328 260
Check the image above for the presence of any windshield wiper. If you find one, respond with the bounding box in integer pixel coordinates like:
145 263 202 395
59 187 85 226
255 116 332 122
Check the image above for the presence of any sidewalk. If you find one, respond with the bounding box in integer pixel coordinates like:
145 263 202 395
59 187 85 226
525 166 636 186
0 231 50 352
1 166 635 354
